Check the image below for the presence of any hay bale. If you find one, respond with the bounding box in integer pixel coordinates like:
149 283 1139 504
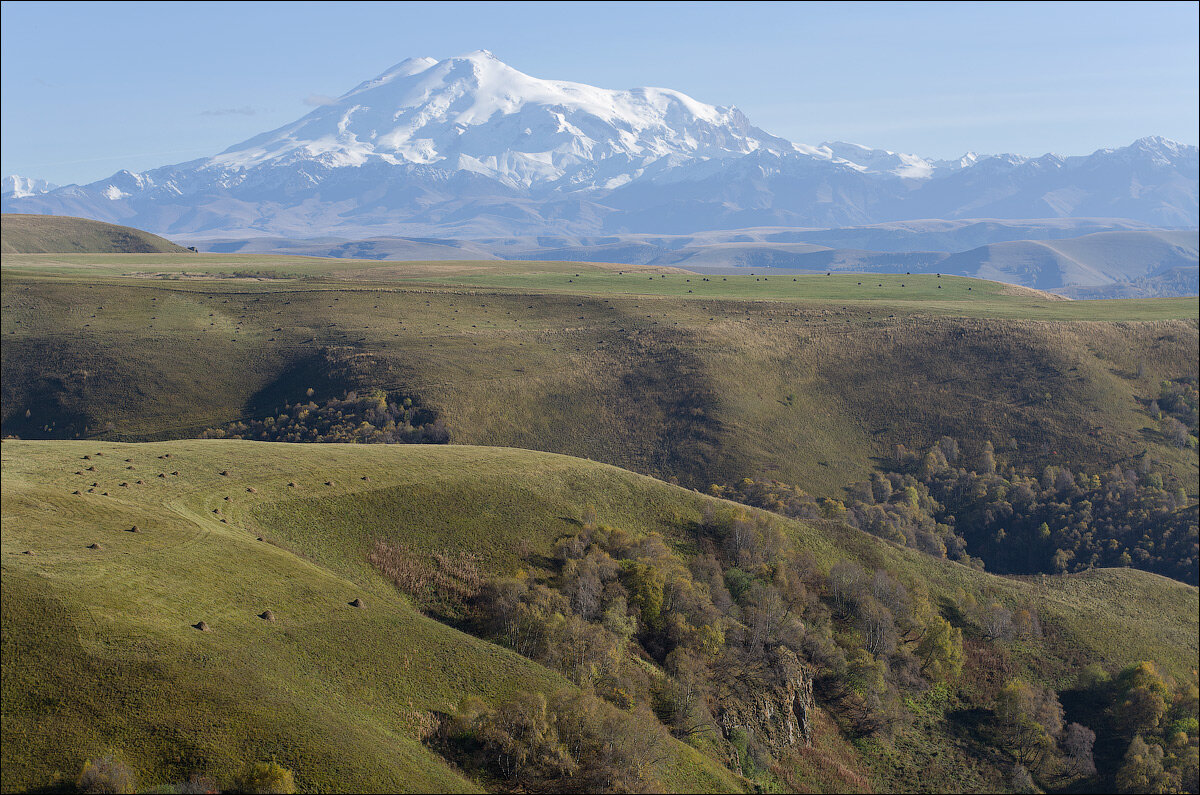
219 470 229 476
350 598 365 608
124 458 133 463
128 525 140 533
82 455 91 460
194 621 210 632
86 465 96 471
287 481 297 487
158 473 166 478
246 487 257 493
88 543 102 550
324 480 334 486
73 490 82 495
361 476 371 481
171 471 179 476
259 610 275 621
22 550 35 555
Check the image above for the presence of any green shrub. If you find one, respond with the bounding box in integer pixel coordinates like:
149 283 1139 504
77 754 136 794
233 760 296 794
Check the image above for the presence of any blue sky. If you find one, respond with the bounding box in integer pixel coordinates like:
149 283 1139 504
2 0 1197 186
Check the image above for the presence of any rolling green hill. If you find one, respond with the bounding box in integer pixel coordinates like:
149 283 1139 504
0 214 191 255
0 439 743 794
2 439 1196 793
2 258 1196 500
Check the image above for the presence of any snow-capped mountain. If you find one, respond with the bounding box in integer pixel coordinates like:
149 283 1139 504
3 52 1197 237
212 50 793 191
2 176 57 198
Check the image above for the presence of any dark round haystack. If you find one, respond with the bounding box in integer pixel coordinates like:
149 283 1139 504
125 458 133 462
73 490 82 495
158 473 166 478
87 543 102 550
171 471 179 476
361 476 371 481
82 455 91 460
259 610 275 621
194 621 210 632
287 481 297 487
256 536 264 541
350 598 365 608
128 525 140 533
22 550 35 555
324 480 334 486
246 487 257 493
219 470 229 476
86 465 96 471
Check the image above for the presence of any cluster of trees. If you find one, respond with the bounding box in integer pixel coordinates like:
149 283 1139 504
1070 661 1200 793
201 389 448 445
715 435 1198 584
988 661 1200 793
1150 377 1200 449
74 755 294 794
457 506 980 781
439 689 669 792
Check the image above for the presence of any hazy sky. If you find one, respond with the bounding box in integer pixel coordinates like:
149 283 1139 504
2 0 1197 186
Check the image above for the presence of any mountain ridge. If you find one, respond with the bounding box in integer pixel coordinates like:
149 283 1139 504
3 51 1197 237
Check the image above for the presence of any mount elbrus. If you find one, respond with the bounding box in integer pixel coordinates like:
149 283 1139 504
4 50 1197 238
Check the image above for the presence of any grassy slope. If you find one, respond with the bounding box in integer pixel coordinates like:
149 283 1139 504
3 258 1196 497
3 439 1196 793
0 439 741 794
0 215 191 255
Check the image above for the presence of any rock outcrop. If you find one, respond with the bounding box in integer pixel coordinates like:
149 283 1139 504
714 646 814 750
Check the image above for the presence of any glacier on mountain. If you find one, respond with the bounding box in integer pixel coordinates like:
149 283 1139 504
3 51 1197 237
